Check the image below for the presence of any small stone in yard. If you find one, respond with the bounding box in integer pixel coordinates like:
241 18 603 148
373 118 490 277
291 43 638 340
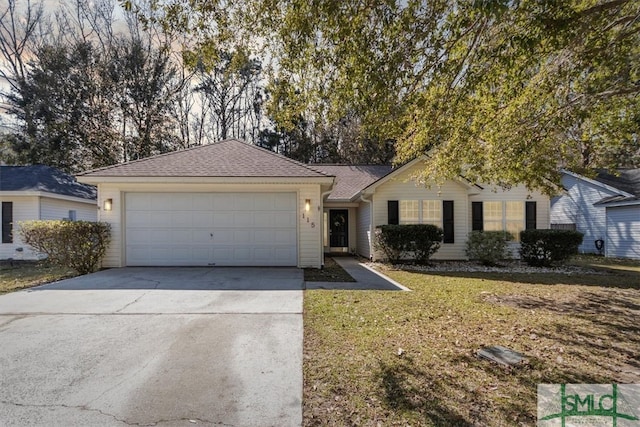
397 348 405 356
477 345 526 366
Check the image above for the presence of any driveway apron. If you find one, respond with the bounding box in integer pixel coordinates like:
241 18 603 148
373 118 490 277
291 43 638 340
0 267 303 427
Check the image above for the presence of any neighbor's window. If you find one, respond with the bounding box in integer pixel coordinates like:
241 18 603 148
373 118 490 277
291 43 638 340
483 202 503 232
2 201 13 244
399 200 419 224
421 200 441 226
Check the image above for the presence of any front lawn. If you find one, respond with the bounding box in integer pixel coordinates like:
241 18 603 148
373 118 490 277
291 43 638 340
303 259 640 426
0 262 76 294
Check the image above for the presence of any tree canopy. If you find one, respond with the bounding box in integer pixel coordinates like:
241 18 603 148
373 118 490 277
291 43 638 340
130 0 640 191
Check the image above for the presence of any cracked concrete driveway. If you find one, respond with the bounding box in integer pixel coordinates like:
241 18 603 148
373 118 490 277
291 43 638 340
0 267 303 427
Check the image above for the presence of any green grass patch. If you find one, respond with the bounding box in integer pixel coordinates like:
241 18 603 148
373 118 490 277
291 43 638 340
303 263 640 426
0 261 77 293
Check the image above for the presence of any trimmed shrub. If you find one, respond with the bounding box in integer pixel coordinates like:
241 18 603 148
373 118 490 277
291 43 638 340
465 230 512 266
519 229 584 267
374 224 443 264
19 220 111 274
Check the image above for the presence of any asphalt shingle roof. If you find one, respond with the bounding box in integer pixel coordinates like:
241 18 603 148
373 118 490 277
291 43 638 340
594 169 640 198
79 139 331 178
0 165 96 200
309 165 393 201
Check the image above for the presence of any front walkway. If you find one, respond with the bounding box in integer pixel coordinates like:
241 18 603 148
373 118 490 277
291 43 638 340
306 257 409 291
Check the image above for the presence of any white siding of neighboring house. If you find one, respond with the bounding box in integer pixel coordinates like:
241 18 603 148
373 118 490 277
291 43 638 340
605 205 640 260
0 195 97 260
356 201 371 259
97 182 324 268
550 174 619 253
0 196 41 260
40 197 97 221
371 162 470 260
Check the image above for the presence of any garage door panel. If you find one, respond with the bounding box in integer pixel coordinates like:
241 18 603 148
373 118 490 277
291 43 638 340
213 213 234 227
274 193 297 210
126 192 298 266
275 212 296 227
234 212 253 226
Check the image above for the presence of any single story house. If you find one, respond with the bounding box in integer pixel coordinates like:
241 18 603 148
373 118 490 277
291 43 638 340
0 165 98 260
78 138 550 268
551 169 640 259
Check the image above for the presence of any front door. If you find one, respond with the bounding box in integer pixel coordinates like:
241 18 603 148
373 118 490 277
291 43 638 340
329 209 348 248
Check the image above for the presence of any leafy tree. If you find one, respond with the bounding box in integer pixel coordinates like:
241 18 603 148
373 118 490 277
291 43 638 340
193 49 263 142
134 0 640 189
108 35 182 160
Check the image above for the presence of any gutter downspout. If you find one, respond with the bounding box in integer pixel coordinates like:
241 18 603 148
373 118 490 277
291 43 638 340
320 183 336 268
360 192 374 260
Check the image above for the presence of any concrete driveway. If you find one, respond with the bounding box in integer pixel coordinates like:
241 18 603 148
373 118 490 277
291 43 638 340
0 267 303 427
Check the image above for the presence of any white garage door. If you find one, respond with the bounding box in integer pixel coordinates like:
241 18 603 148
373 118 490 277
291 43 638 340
606 206 640 260
125 193 298 266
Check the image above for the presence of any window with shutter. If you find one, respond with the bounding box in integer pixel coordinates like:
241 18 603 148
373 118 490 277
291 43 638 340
472 202 483 231
526 201 537 230
443 201 454 243
387 200 399 225
2 202 13 244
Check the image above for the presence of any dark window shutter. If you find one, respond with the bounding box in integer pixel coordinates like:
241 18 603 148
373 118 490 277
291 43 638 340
526 201 537 230
442 201 454 243
2 202 13 243
472 202 483 231
387 200 399 225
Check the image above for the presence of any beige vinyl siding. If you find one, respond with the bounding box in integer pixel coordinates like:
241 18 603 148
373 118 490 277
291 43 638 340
40 197 97 221
98 182 323 268
469 185 550 229
0 196 41 260
470 185 550 257
298 185 322 268
356 202 371 258
606 205 640 260
371 163 469 260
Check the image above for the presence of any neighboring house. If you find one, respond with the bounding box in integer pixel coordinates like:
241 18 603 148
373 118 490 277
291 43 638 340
78 139 550 268
551 169 640 259
0 165 98 260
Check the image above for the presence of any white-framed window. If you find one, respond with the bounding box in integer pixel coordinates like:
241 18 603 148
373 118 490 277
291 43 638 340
399 200 441 226
400 200 420 224
483 201 503 231
505 201 524 241
421 200 441 226
483 201 525 241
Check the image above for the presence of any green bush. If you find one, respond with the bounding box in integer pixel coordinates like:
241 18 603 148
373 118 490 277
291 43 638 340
519 229 584 267
465 231 512 266
374 224 443 264
19 220 111 274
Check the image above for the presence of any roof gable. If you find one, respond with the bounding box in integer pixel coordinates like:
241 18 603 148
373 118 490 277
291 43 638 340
310 165 392 201
0 165 96 200
79 139 331 179
361 157 478 194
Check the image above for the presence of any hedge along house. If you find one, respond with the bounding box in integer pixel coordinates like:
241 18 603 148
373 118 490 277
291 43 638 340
77 139 550 268
314 157 550 261
0 165 98 260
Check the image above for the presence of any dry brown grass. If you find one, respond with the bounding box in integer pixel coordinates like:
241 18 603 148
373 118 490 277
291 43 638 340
0 261 76 293
303 258 640 426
